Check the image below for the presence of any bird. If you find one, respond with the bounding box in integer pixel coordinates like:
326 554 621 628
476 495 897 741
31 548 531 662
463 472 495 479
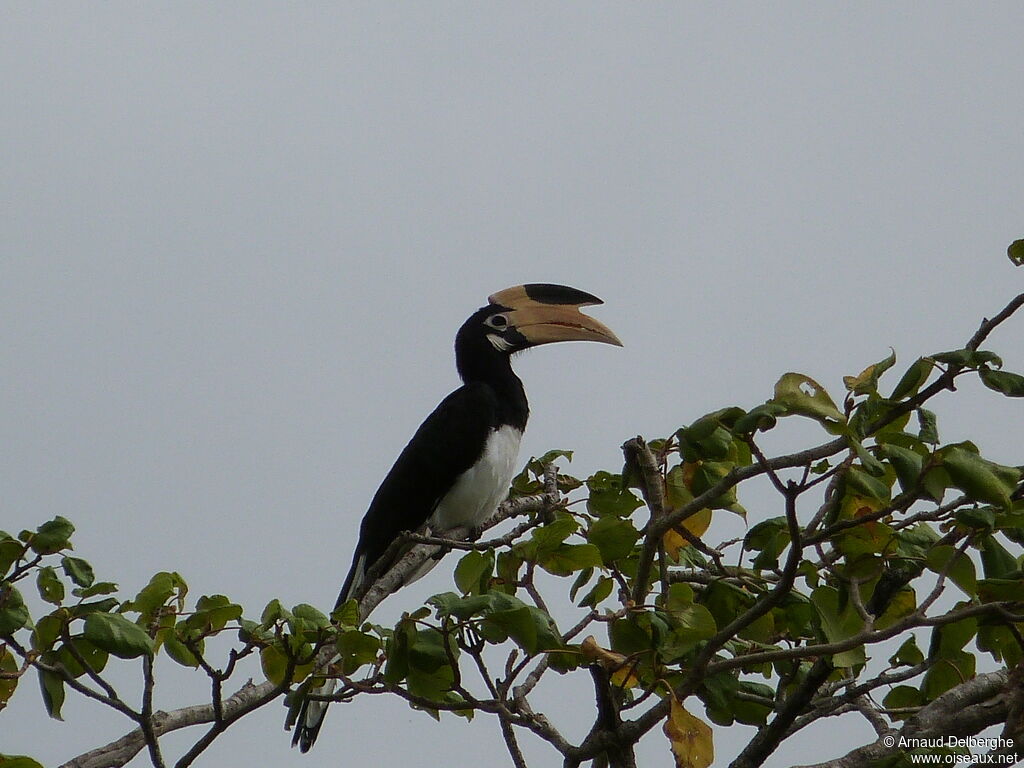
289 283 620 752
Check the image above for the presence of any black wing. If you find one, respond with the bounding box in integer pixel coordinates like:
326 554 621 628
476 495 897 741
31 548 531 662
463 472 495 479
334 382 499 607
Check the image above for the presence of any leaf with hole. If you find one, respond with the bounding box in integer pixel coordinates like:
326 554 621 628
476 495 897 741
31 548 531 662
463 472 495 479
772 373 845 425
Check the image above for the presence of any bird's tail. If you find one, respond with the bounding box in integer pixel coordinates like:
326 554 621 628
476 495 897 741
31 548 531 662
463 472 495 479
290 674 338 752
288 553 365 751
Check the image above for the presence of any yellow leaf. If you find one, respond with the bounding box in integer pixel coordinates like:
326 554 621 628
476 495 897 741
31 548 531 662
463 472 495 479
662 508 712 560
580 635 639 687
840 493 885 520
664 694 714 768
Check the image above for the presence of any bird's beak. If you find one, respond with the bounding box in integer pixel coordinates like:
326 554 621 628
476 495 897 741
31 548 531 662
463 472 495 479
488 284 623 347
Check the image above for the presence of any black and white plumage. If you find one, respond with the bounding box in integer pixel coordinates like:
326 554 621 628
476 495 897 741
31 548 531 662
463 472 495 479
290 283 620 752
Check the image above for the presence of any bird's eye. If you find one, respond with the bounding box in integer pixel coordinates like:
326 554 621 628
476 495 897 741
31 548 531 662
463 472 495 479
487 314 508 329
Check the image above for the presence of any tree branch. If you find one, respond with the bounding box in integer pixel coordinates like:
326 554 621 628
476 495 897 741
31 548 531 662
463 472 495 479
790 671 1012 768
58 680 279 768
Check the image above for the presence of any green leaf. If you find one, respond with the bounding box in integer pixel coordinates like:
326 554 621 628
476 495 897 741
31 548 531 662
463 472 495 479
537 544 602 577
331 598 359 628
429 592 505 621
37 667 65 720
925 546 977 597
336 629 382 674
56 636 108 678
609 616 652 656
923 650 975 700
568 568 594 602
0 584 30 635
979 536 1018 578
529 515 578 552
890 636 924 666
665 582 695 611
889 358 934 400
454 550 494 595
777 592 816 639
772 372 845 424
586 472 643 516
292 604 330 629
665 604 717 653
260 598 288 626
677 423 734 461
732 402 788 434
485 606 561 655
845 466 892 502
73 581 119 599
873 588 916 630
917 408 939 445
979 368 1024 397
882 685 923 719
407 627 454 674
978 624 1023 667
163 632 202 668
728 680 775 726
850 440 886 476
1009 238 1024 266
0 646 19 705
129 572 187 619
260 645 312 685
383 621 412 683
69 598 119 618
930 348 1003 368
534 448 574 466
843 349 896 395
977 578 1024 602
700 671 742 726
933 615 978 656
940 445 1019 508
36 567 64 605
511 450 579 496
835 522 894 559
0 756 46 768
578 577 614 608
30 517 75 555
493 547 522 585
83 613 155 659
810 586 866 668
879 444 925 494
689 460 738 508
954 506 996 531
186 595 243 634
744 517 790 570
0 536 26 577
587 516 639 564
61 557 95 588
701 581 750 633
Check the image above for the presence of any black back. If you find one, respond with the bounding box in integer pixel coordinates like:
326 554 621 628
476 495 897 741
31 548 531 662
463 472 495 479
334 303 529 607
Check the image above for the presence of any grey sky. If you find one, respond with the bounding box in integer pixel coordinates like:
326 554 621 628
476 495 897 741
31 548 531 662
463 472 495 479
3 3 1023 766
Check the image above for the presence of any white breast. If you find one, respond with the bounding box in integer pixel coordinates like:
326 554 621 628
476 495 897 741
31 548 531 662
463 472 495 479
430 424 523 532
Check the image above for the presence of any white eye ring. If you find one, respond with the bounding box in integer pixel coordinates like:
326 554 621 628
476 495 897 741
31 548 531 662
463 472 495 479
486 313 509 329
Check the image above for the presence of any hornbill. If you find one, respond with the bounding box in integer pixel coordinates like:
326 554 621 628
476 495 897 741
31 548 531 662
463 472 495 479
289 283 620 752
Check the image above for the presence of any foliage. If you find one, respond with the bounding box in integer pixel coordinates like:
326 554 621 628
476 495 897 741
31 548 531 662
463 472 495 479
3 290 1024 768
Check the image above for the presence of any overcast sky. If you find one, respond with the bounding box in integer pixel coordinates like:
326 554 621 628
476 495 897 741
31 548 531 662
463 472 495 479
3 3 1023 766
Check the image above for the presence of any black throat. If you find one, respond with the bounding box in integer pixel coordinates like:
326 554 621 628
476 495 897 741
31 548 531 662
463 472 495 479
455 319 529 432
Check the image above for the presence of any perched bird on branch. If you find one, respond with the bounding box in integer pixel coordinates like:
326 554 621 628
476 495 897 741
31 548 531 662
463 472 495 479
290 283 621 751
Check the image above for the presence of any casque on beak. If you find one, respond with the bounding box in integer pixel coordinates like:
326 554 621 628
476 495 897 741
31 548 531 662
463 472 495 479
488 284 623 347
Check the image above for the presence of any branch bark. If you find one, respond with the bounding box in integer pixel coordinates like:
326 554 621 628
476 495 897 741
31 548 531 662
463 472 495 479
790 671 1012 768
